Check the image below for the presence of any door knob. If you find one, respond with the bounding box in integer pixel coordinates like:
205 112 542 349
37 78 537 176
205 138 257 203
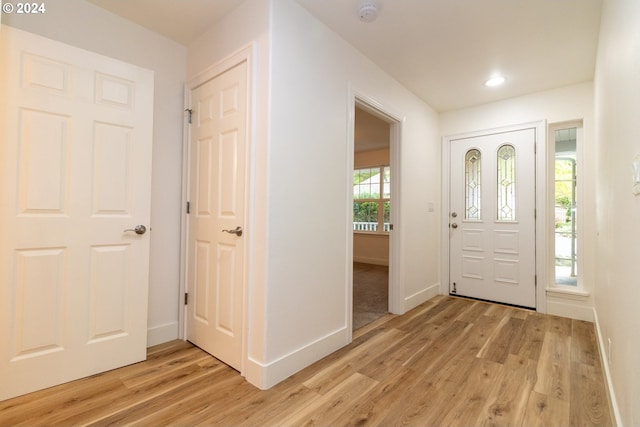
222 226 243 237
451 223 458 229
124 225 147 235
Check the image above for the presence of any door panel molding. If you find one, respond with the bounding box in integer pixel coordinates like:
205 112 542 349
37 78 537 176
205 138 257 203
180 43 254 376
0 26 154 401
441 121 547 313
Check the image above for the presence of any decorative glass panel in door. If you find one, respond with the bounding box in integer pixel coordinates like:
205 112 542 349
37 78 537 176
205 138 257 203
449 128 536 308
497 144 516 221
465 149 481 220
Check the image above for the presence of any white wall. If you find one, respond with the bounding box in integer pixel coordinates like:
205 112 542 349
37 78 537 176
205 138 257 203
440 82 597 321
260 0 440 388
189 0 440 389
3 0 187 346
593 0 640 425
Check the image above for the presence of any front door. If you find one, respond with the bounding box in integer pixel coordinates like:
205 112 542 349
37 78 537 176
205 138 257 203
186 61 247 371
0 28 154 400
449 128 536 308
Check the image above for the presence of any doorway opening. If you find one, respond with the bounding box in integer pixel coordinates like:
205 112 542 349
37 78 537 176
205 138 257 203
352 104 392 331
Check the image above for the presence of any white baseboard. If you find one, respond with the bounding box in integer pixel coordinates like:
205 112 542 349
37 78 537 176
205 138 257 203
593 308 622 427
404 283 440 312
545 299 593 321
244 326 349 390
147 322 179 347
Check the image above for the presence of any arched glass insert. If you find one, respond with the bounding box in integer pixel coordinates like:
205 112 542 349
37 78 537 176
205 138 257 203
465 149 481 220
497 144 516 221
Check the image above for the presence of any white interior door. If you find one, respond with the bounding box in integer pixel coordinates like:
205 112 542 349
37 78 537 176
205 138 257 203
0 27 154 400
449 128 536 308
186 61 247 371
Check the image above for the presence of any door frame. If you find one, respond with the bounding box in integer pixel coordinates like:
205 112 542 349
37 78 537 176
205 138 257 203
440 121 547 313
178 43 255 374
346 86 404 340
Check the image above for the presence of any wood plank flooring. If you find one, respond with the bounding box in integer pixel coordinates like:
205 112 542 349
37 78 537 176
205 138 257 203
0 296 613 427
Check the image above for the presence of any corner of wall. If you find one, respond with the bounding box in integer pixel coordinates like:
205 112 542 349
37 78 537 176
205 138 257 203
593 307 623 427
244 326 350 390
404 283 440 312
545 290 594 322
147 322 180 347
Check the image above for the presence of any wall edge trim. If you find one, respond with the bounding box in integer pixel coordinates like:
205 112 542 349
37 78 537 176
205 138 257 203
593 307 623 427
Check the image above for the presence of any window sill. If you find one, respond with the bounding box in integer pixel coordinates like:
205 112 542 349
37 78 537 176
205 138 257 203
546 286 590 301
353 231 389 237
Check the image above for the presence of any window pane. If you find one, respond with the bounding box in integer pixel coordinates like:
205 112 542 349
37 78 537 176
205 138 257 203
383 201 391 231
353 201 378 231
353 167 380 199
382 166 391 198
554 127 578 286
497 144 516 221
353 166 390 232
465 149 481 220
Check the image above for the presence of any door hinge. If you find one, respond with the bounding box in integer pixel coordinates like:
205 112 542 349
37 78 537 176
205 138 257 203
185 108 193 124
184 292 188 305
186 201 190 214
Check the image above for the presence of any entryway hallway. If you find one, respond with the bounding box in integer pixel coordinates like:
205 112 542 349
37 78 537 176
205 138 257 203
0 296 612 426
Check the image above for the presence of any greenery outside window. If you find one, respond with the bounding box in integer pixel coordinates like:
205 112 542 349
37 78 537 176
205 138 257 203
353 166 390 232
553 125 579 287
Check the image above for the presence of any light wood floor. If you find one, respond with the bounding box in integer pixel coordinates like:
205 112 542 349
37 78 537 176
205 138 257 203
0 296 613 427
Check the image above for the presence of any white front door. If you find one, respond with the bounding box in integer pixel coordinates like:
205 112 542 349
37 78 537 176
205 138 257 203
0 27 154 400
186 61 247 371
449 128 536 308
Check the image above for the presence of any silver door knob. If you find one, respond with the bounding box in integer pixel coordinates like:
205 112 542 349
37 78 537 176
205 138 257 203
451 223 458 229
222 226 243 237
124 225 147 235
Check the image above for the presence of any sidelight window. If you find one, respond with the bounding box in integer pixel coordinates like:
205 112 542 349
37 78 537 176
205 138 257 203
554 126 579 286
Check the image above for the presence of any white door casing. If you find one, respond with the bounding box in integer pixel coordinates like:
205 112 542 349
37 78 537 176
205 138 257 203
186 61 247 371
0 27 154 400
449 128 536 308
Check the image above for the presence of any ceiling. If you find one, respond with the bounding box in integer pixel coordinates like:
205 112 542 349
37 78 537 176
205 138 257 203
85 0 603 112
85 0 245 45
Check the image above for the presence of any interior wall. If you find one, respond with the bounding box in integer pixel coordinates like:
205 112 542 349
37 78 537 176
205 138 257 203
2 0 187 346
353 148 390 265
440 82 597 321
263 0 440 388
593 0 640 424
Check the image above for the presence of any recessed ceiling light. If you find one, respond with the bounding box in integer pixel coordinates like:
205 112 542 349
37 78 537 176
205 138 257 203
485 76 506 87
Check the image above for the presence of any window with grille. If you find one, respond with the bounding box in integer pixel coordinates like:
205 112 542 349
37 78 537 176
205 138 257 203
353 166 390 232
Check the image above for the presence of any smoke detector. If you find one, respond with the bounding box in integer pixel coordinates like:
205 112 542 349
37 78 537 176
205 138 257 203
358 1 379 23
